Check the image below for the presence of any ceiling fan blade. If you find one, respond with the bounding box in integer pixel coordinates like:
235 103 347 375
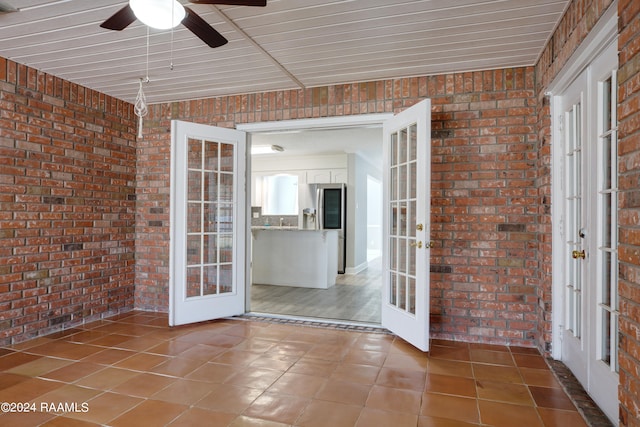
182 7 228 48
100 5 137 31
189 0 267 6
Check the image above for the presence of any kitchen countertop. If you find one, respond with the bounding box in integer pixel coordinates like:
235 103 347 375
251 226 318 231
251 228 338 288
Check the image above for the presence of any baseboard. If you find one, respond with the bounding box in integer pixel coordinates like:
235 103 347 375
345 261 368 275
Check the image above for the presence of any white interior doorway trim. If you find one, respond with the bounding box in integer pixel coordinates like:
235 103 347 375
238 113 393 312
238 114 394 133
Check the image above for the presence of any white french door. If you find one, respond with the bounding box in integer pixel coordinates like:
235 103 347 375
167 110 431 352
382 100 431 352
169 120 246 326
560 71 588 382
555 41 619 424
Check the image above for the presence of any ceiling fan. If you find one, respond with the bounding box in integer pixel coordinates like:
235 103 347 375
100 0 266 48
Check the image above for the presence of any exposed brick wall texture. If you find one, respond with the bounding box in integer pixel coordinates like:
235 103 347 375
0 58 137 344
618 0 640 424
0 0 637 420
138 69 539 347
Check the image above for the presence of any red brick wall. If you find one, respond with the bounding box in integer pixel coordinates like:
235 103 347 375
618 0 640 424
0 58 137 344
139 69 540 346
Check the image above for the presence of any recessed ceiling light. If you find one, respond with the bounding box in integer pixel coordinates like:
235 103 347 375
251 145 285 155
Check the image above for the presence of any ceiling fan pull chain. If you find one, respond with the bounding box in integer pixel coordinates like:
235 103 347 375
145 26 150 79
170 23 175 70
170 0 175 70
133 27 151 139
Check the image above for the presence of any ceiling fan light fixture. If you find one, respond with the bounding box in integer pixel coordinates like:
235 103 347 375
251 145 285 155
129 0 185 30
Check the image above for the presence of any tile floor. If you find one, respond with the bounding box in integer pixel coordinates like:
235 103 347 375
0 311 589 427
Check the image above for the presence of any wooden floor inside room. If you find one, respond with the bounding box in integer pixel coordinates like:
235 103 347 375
251 258 382 324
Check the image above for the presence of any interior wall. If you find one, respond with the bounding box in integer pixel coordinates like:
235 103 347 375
0 59 137 344
348 152 382 272
140 69 540 347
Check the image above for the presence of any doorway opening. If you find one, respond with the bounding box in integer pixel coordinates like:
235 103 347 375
239 115 390 325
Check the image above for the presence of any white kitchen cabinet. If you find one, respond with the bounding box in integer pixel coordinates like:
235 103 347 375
306 169 332 184
306 168 347 184
331 169 348 183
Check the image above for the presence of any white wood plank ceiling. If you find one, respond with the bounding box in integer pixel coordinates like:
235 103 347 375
0 0 569 104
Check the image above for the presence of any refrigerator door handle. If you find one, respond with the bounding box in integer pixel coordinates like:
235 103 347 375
316 188 324 229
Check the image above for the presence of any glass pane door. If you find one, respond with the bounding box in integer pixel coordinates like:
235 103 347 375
170 120 246 326
186 138 235 298
565 101 583 339
389 125 418 315
555 40 618 423
382 99 430 352
596 73 618 371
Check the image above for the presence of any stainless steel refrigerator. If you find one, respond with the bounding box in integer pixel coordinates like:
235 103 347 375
312 183 346 274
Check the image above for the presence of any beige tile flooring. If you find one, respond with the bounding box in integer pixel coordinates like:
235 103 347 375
0 311 588 427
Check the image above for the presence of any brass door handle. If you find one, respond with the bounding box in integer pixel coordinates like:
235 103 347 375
416 224 423 231
410 241 423 249
572 250 586 259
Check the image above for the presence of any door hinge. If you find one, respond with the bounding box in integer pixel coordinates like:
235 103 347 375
558 324 564 342
558 114 564 133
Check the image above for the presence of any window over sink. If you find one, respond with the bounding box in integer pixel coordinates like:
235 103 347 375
261 174 298 216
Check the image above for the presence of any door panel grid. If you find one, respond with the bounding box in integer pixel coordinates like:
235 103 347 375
186 137 236 298
389 124 418 315
185 138 234 298
565 101 583 339
597 73 618 371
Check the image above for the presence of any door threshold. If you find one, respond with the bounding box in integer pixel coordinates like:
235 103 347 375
232 312 389 334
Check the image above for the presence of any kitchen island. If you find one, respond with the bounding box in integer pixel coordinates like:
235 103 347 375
251 228 338 289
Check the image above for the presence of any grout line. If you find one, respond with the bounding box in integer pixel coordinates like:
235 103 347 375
232 313 391 334
545 359 614 427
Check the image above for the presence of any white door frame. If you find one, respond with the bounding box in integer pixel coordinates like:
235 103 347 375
549 2 617 360
548 3 619 424
238 114 393 312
